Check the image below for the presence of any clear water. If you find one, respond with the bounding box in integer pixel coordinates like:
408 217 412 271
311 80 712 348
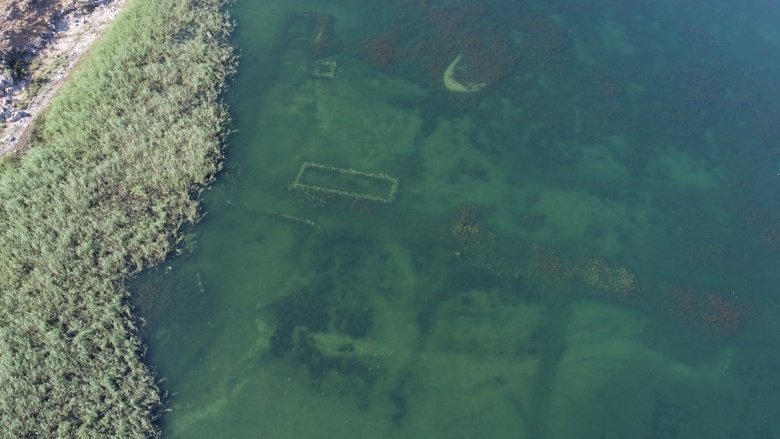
131 0 780 437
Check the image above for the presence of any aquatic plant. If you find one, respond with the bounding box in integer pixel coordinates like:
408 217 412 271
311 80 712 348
0 0 236 436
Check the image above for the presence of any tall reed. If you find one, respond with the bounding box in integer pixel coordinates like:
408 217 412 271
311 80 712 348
0 0 236 436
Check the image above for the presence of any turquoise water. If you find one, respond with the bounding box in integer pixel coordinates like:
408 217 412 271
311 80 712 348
132 0 780 437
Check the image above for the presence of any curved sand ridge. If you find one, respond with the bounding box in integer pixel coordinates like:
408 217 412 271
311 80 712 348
443 54 487 93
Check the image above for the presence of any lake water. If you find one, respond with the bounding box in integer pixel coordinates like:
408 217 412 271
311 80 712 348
131 0 780 437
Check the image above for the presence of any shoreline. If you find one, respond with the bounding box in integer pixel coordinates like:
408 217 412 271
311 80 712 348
0 0 236 434
0 0 127 154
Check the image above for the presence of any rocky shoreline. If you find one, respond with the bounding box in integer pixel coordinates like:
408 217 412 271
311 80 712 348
1 0 125 154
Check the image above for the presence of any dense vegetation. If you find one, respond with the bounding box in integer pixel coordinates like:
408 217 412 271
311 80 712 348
0 0 236 436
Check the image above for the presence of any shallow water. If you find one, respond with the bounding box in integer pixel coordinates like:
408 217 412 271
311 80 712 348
131 0 780 437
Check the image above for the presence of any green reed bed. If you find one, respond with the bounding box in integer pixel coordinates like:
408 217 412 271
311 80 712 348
0 0 236 436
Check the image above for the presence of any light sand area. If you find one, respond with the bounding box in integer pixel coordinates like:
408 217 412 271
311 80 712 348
1 0 127 154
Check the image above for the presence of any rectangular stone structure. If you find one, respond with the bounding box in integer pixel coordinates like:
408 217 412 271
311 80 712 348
291 162 399 203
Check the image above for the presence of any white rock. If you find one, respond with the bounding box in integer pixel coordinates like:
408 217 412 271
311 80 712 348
10 110 30 122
